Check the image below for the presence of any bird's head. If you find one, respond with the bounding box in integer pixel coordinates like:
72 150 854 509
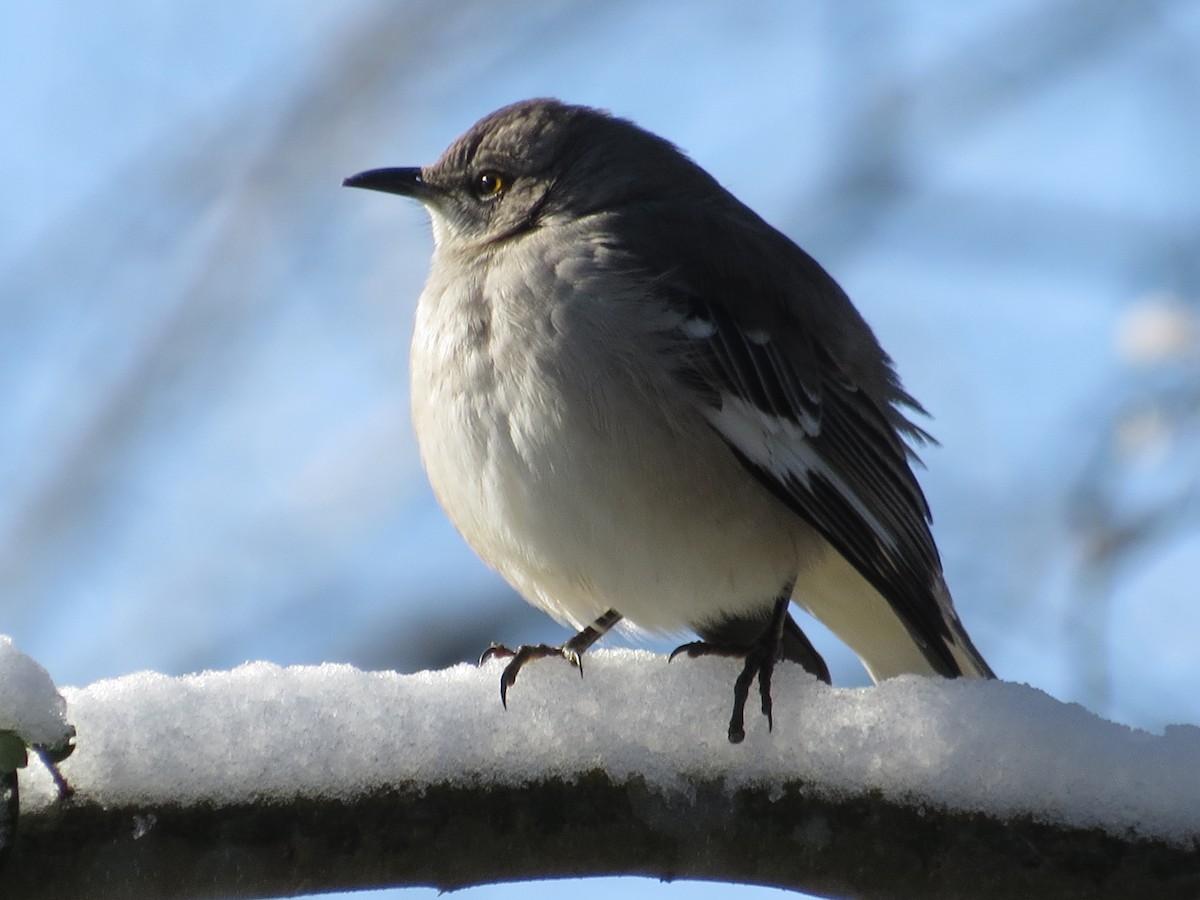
343 98 720 250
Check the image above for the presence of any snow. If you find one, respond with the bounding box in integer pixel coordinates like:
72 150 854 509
17 648 1200 845
0 635 73 750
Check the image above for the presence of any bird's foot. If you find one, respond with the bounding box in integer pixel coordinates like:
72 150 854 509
670 597 791 743
479 643 585 708
478 608 623 709
670 638 779 743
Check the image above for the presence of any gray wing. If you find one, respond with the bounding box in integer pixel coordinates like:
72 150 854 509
620 202 968 676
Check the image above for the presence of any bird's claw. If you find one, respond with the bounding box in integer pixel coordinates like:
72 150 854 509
479 642 584 708
667 640 711 663
670 637 780 744
478 643 515 665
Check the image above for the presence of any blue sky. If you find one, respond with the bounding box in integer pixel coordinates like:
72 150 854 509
3 1 1199 897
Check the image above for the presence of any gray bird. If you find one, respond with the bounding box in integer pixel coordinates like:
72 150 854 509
344 99 994 742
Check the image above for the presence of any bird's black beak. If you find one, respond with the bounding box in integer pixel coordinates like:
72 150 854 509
342 167 428 198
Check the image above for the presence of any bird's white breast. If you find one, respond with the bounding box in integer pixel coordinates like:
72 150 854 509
408 235 808 635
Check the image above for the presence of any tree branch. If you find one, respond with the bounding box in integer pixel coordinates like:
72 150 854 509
6 771 1198 899
2 653 1197 898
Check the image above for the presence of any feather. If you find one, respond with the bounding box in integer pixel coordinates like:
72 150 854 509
618 200 973 675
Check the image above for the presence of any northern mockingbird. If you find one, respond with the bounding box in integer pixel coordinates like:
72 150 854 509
345 98 994 742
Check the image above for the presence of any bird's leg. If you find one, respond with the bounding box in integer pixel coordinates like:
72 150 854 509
479 608 623 708
671 595 792 744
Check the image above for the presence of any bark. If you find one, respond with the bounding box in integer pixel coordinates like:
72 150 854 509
4 769 1197 900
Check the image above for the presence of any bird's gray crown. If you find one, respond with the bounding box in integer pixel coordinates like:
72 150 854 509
403 99 723 247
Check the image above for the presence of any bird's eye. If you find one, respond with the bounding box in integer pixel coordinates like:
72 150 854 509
474 170 507 199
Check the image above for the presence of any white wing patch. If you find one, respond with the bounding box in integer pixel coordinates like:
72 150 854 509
706 394 899 551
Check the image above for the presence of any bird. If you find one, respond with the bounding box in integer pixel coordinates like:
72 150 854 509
344 98 994 742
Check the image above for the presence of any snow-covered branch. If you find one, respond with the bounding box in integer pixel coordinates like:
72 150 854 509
5 651 1199 899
